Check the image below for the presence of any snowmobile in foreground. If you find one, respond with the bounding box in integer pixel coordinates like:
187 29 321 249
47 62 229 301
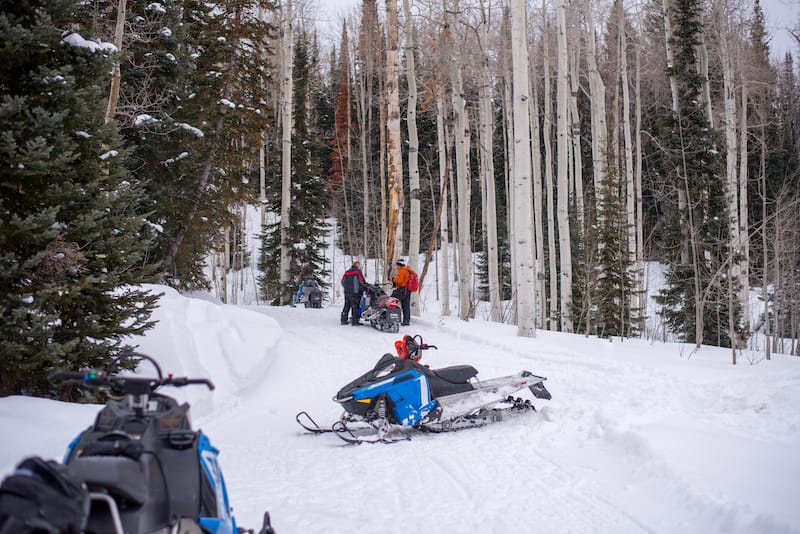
0 353 274 534
296 335 551 444
358 284 402 333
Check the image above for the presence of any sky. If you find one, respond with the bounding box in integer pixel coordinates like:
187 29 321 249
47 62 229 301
762 0 799 59
2 228 800 533
317 0 800 60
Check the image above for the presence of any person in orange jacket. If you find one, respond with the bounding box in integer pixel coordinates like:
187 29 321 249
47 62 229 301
392 259 412 326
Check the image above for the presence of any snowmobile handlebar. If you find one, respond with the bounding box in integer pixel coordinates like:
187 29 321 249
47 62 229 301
48 370 216 394
49 352 215 394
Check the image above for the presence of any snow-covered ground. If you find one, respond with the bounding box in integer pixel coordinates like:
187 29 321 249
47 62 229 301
2 282 800 534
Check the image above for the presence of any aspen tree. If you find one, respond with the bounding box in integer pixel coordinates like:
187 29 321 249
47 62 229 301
447 0 473 320
403 0 421 315
511 0 537 337
556 0 573 332
437 95 452 316
527 17 546 328
716 0 743 350
542 0 558 330
279 0 294 304
619 0 638 328
478 0 502 322
385 0 403 271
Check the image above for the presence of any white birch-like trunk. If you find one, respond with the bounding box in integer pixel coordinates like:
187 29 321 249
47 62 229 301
738 83 750 336
360 77 370 263
568 46 584 231
620 0 637 325
385 0 403 269
449 1 472 320
502 8 518 323
447 109 459 284
511 0 537 337
718 2 741 349
635 48 644 324
760 125 770 359
279 1 294 304
556 0 573 332
542 0 558 330
403 0 421 316
437 95 451 316
379 66 388 280
259 132 266 226
699 39 714 128
528 34 546 329
584 0 608 226
221 229 230 304
478 0 501 322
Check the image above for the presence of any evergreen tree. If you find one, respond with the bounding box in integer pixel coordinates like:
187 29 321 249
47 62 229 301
0 0 159 398
593 169 643 338
120 0 274 289
654 0 731 346
259 32 330 303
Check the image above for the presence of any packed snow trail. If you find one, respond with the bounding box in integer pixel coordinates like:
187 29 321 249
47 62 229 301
200 305 643 534
193 302 800 534
2 288 799 534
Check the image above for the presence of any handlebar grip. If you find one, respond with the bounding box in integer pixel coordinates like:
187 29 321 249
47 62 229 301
185 378 215 390
166 377 215 390
48 371 92 383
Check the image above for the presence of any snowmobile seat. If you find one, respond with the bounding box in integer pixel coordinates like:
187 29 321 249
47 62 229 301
68 455 148 506
431 365 478 384
426 365 477 398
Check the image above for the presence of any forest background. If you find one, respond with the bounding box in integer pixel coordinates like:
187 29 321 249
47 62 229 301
2 0 800 400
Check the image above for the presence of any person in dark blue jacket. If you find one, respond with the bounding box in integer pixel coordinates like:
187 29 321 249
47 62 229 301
340 261 366 325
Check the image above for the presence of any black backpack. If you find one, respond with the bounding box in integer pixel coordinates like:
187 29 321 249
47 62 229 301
0 456 89 534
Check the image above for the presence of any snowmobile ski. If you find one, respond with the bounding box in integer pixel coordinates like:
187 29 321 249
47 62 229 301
296 411 336 434
331 420 411 445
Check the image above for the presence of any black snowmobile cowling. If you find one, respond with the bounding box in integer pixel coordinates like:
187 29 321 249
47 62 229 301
297 335 552 444
0 353 275 534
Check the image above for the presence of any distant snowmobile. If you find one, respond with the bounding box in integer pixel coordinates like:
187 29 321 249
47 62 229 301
0 353 274 534
296 335 551 444
296 278 323 309
358 283 402 333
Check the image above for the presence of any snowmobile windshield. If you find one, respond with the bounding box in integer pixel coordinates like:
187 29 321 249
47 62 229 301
373 355 397 378
335 354 399 399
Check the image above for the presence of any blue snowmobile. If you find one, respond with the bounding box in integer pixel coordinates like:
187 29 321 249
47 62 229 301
0 353 274 534
297 335 551 444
